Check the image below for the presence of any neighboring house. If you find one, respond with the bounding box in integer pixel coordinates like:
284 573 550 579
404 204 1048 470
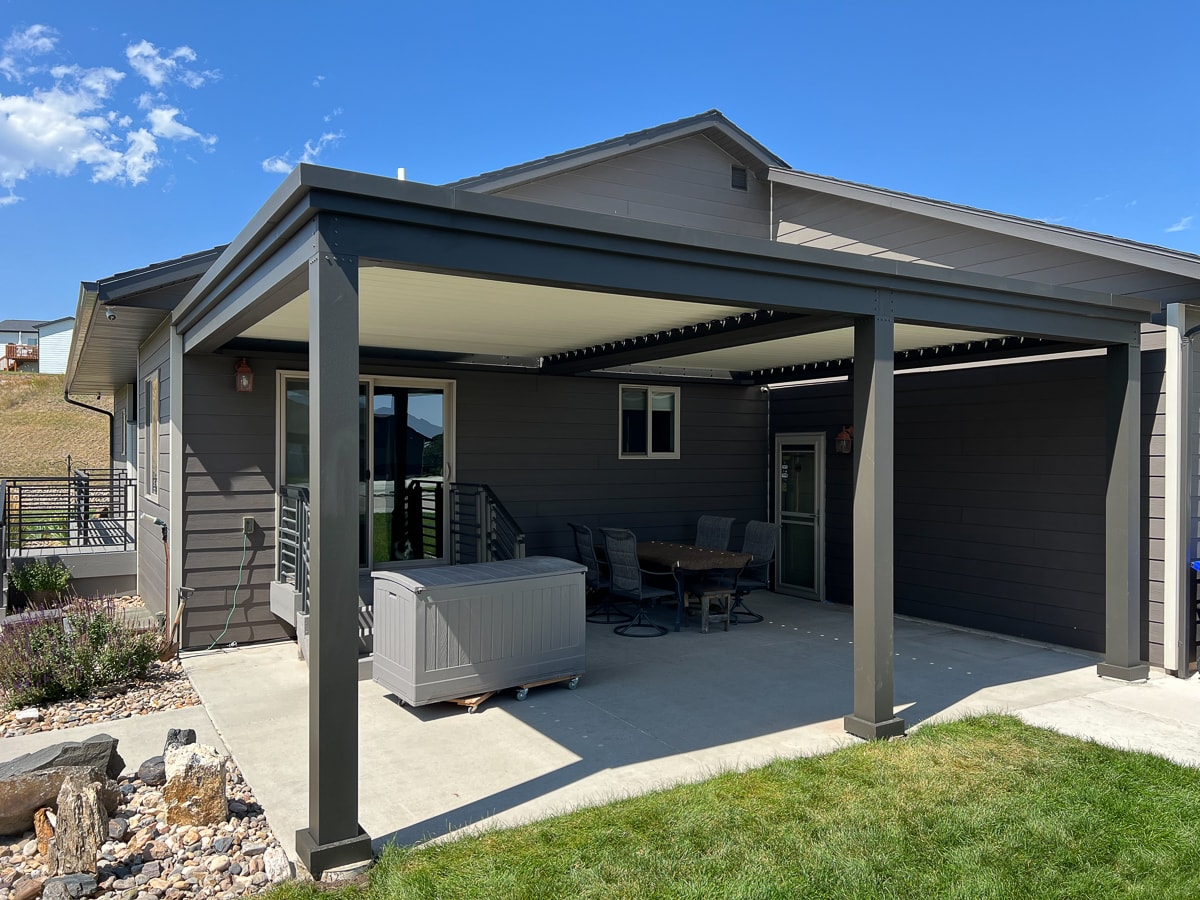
64 109 1200 872
0 318 41 372
63 109 1200 715
0 316 75 372
36 317 75 374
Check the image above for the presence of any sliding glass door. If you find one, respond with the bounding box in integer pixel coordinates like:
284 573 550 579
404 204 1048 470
280 374 453 570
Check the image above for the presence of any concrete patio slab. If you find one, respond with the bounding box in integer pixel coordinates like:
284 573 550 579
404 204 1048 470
175 593 1196 864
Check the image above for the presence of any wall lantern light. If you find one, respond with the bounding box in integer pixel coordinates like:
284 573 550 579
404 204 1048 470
235 358 254 393
834 425 854 455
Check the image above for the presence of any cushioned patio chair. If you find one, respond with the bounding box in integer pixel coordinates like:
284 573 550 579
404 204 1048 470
731 520 779 623
694 515 734 551
601 527 674 637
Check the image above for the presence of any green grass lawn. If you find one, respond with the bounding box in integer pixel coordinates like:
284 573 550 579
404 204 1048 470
269 715 1200 900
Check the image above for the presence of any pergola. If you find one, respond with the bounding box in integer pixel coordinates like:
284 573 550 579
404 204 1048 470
171 165 1154 874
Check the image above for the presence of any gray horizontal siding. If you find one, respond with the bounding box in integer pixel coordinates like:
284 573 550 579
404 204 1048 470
773 185 1200 303
179 353 287 649
771 352 1159 659
496 135 770 239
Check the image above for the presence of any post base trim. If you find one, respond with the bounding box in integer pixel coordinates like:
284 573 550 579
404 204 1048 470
1096 662 1150 682
296 825 373 878
843 714 907 741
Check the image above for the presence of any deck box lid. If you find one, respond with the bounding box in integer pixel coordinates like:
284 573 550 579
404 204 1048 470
371 556 585 594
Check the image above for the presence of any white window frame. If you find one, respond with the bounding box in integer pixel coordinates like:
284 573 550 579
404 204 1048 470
618 384 680 460
144 372 159 501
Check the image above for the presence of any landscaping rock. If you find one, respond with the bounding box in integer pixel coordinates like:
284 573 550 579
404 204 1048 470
14 710 41 725
107 817 128 842
41 873 97 900
0 735 124 781
48 771 107 876
162 730 196 756
33 807 54 857
163 746 227 827
263 847 291 883
10 877 44 900
0 766 114 835
136 757 165 787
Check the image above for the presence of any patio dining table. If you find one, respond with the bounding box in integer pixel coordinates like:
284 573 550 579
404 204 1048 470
636 541 752 632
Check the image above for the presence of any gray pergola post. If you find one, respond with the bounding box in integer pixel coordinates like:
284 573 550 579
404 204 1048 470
1097 341 1150 681
295 228 374 875
844 309 906 741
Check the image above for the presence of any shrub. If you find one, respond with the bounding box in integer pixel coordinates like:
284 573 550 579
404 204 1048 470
0 597 163 709
8 558 72 598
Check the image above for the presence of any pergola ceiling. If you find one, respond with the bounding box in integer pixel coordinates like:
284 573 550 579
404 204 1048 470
238 264 1009 377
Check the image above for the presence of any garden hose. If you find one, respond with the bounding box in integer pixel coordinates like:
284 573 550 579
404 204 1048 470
204 531 247 651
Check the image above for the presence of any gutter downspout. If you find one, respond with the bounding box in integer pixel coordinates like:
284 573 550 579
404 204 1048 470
64 392 114 464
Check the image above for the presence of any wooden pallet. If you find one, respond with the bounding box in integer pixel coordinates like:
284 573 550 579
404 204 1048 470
451 673 582 713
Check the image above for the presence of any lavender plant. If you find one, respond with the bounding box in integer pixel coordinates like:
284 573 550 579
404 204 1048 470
0 597 163 708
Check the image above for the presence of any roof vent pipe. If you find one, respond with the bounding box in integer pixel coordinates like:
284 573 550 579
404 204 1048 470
396 167 406 181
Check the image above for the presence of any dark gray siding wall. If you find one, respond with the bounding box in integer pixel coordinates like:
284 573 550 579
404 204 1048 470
137 326 170 617
450 371 768 555
180 353 290 649
175 356 767 649
771 353 1160 662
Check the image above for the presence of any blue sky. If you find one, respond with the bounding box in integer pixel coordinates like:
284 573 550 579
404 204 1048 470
1 1 1198 325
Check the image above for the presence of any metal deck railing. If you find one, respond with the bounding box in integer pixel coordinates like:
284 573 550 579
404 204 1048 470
2 470 136 554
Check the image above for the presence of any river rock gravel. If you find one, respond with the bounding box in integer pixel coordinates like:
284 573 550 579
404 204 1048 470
0 759 290 899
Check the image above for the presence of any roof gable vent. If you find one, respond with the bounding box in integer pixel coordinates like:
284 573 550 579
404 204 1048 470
731 165 748 191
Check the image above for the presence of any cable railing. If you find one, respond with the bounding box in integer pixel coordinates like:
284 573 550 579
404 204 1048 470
277 480 525 617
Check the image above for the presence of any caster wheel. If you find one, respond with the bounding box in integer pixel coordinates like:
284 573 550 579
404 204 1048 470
515 687 529 701
566 677 581 690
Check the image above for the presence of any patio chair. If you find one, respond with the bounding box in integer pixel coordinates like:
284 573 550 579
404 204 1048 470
731 520 779 623
601 527 674 637
678 563 745 634
569 522 633 625
694 515 734 551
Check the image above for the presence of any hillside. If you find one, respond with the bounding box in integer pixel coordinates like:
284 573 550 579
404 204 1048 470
0 374 112 478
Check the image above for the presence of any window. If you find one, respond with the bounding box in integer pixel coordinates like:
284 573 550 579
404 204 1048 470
620 385 679 458
145 373 159 500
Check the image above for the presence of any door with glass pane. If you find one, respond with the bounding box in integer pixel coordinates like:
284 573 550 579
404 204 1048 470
775 434 824 599
369 383 447 564
280 375 451 571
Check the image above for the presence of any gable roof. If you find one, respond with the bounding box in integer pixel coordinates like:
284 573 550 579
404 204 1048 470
446 109 787 193
770 167 1200 282
0 319 42 332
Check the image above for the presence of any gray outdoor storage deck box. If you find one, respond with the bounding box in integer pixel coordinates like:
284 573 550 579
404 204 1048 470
371 557 587 707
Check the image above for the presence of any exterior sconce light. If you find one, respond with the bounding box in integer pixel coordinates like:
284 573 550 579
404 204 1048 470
235 358 254 393
834 425 854 455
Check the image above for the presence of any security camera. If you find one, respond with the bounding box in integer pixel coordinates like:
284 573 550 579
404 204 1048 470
104 307 116 321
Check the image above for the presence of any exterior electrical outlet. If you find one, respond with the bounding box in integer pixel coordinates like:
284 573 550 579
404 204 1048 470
242 516 255 535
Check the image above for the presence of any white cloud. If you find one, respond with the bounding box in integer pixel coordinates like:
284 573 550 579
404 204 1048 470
261 131 343 174
0 27 217 202
126 40 217 88
323 106 343 123
313 75 325 88
1167 216 1193 233
1 24 58 82
146 106 216 147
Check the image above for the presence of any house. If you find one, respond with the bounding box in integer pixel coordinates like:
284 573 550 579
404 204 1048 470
35 317 75 374
62 110 1199 872
0 318 41 371
0 316 75 373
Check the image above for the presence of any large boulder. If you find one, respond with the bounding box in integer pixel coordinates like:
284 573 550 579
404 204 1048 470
0 735 124 781
0 768 118 835
163 745 227 827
